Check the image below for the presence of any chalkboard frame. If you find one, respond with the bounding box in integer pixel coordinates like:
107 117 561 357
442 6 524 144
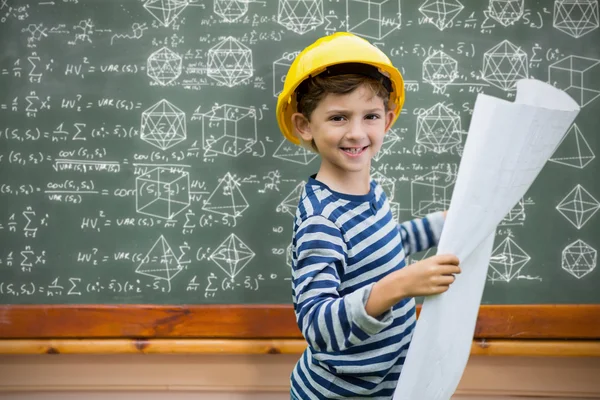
0 304 598 339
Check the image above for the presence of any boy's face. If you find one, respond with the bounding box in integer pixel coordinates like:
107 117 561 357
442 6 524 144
292 84 395 177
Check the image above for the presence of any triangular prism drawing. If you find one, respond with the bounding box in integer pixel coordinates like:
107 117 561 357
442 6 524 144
202 172 249 218
136 235 184 281
549 124 595 168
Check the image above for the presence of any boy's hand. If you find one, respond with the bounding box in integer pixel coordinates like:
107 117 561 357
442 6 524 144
393 254 460 298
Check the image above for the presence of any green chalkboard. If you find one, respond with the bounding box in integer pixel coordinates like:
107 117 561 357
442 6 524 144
1 0 599 306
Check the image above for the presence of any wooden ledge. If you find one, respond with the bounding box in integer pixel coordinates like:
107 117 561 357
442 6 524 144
0 339 598 357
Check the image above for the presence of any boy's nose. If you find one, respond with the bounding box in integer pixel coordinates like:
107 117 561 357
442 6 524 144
346 119 366 140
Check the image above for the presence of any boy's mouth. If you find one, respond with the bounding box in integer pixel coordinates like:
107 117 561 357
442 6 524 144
341 146 369 156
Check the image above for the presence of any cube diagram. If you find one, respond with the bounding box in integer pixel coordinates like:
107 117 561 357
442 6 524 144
347 0 401 39
411 171 454 217
201 104 257 156
136 167 190 219
548 55 600 107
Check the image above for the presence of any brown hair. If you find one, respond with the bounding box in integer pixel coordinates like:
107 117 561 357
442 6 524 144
295 74 391 153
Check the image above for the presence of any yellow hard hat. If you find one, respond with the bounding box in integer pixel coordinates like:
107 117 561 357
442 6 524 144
276 32 405 146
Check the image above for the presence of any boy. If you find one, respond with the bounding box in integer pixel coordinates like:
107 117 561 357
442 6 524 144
276 32 461 399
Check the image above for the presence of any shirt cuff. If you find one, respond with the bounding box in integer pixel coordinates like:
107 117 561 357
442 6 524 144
345 283 394 336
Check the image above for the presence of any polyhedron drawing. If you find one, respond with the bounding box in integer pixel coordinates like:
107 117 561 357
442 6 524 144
482 39 529 91
140 99 187 151
488 0 524 26
147 46 182 86
273 138 318 165
136 234 184 281
214 0 249 22
556 184 600 229
488 237 530 282
372 171 395 201
562 239 597 279
197 104 257 156
210 233 255 279
202 172 249 218
347 0 401 40
416 103 462 154
143 0 188 27
273 51 300 97
553 0 599 38
423 50 459 91
411 171 455 217
549 124 595 168
277 181 305 217
207 36 253 87
136 167 190 219
277 0 324 34
548 55 600 107
373 128 400 161
418 0 464 30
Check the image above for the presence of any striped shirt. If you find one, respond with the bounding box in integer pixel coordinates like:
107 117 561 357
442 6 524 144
289 175 445 399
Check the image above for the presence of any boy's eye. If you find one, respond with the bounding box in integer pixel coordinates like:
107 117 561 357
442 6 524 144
330 115 346 122
366 114 380 120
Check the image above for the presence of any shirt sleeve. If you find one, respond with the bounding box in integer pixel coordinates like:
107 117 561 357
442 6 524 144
398 210 445 256
292 215 394 354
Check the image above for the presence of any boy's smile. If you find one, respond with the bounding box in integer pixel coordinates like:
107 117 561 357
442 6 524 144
292 84 395 193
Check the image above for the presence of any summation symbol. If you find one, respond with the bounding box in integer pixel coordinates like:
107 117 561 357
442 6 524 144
136 167 191 219
482 39 529 91
147 47 182 86
141 99 187 150
136 234 184 285
548 55 600 107
488 237 531 282
488 0 525 26
423 50 458 91
210 233 255 280
144 0 188 27
207 37 253 87
202 172 249 218
553 0 599 38
214 0 249 22
549 124 595 168
416 103 462 154
277 0 325 34
562 239 597 279
556 184 600 229
418 0 464 30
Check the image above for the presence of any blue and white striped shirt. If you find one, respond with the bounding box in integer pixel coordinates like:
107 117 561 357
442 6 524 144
289 175 445 399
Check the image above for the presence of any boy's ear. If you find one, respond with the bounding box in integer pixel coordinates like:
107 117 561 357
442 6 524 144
291 112 313 142
384 109 396 132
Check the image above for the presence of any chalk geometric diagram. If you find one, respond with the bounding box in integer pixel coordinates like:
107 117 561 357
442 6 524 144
207 36 253 87
548 55 600 107
549 124 595 168
136 234 185 281
214 0 250 22
411 171 455 217
556 184 600 229
273 51 300 98
488 0 525 26
373 128 401 161
277 0 325 35
277 181 306 217
194 104 257 156
202 172 249 218
372 171 395 201
488 237 531 282
273 138 319 165
136 167 190 219
416 103 462 154
553 0 599 38
482 39 529 91
423 50 459 91
210 233 255 280
147 46 182 86
501 197 526 224
143 0 188 27
418 0 464 30
346 0 402 40
562 239 597 279
140 99 187 151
